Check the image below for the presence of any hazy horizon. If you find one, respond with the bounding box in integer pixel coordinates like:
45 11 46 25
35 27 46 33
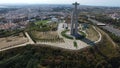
0 0 120 7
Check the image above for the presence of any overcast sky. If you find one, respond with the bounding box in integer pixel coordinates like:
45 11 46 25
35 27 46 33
0 0 120 7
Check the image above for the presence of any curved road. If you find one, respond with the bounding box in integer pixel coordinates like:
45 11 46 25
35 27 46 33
92 26 102 43
89 18 120 37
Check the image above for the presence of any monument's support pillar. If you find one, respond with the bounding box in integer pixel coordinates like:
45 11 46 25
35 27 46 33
71 2 79 36
71 12 74 35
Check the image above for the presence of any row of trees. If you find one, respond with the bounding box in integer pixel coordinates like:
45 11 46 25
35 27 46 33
28 31 64 43
0 29 24 38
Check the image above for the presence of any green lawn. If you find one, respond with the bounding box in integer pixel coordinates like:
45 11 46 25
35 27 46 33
35 20 49 25
61 30 73 39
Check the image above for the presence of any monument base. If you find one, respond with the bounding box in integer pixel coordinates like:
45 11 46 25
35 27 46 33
71 33 83 39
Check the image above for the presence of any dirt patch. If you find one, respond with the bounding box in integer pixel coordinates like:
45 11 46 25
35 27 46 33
0 33 28 49
86 25 99 42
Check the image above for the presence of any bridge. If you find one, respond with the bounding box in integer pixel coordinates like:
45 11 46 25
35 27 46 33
88 18 106 26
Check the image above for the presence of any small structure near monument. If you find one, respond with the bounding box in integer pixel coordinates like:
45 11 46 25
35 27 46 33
71 2 79 37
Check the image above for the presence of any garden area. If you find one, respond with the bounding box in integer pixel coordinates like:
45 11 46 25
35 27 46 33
27 20 64 43
27 20 58 32
28 31 64 43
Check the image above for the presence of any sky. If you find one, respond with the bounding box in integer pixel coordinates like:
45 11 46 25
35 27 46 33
0 0 120 7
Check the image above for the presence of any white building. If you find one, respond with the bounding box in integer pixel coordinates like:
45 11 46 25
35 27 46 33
51 17 58 22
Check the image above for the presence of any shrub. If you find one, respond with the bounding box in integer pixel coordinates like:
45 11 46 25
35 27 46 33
61 30 73 39
73 41 78 48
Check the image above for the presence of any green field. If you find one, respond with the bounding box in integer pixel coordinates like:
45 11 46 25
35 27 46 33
26 19 58 32
35 20 49 25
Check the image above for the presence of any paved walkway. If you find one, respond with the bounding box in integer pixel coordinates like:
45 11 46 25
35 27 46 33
37 23 89 50
57 23 89 49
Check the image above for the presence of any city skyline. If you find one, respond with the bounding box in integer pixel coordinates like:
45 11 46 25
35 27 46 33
0 0 120 7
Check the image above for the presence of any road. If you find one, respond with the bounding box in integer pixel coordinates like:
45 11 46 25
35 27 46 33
25 32 34 44
89 18 120 37
92 26 102 43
